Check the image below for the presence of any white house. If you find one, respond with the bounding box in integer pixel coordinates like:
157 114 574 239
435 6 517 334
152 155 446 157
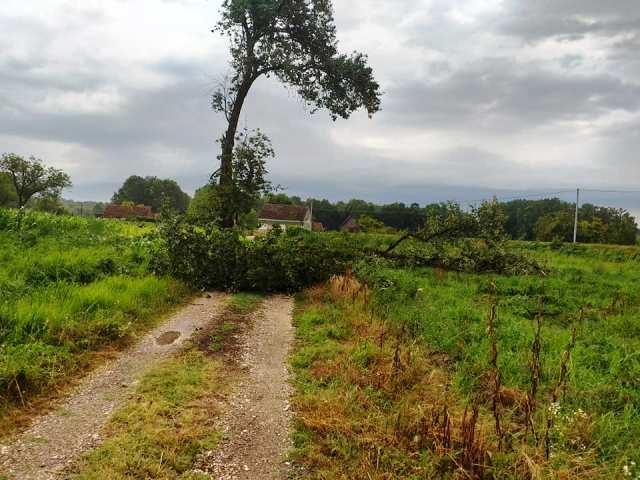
257 203 313 231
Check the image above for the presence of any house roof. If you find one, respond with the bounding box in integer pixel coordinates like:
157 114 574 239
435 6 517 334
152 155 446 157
258 203 309 222
104 204 154 219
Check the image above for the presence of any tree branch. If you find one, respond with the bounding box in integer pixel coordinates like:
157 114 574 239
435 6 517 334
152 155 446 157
383 223 469 255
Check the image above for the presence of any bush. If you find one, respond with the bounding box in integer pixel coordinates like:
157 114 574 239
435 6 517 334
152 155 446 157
152 217 361 292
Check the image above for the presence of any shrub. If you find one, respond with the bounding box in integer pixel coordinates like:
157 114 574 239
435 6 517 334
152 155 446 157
152 217 361 292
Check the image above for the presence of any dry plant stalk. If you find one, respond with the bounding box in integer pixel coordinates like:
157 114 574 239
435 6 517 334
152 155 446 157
486 282 503 450
460 405 487 477
526 279 545 443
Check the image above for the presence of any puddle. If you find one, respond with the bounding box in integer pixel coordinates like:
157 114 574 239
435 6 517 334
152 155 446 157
156 331 181 345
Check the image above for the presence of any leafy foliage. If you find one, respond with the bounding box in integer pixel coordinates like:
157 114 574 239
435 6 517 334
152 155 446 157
0 172 17 207
212 0 381 226
154 201 539 293
358 215 396 234
188 184 221 224
0 153 71 208
152 217 361 292
384 201 541 275
112 175 191 213
263 194 638 246
505 198 637 245
211 128 275 225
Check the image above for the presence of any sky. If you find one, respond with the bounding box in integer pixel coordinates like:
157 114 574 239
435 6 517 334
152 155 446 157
1 0 639 216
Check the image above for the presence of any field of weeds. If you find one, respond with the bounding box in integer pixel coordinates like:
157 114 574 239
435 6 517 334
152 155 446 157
291 240 640 479
0 209 189 427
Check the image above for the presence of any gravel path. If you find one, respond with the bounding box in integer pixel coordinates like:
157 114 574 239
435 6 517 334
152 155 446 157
193 295 295 480
0 293 228 480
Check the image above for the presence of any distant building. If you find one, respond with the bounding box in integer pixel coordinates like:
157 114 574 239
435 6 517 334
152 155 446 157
340 215 361 233
312 221 325 232
102 204 154 220
257 203 313 231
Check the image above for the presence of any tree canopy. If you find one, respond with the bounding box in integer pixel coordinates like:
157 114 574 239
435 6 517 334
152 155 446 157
505 198 638 245
112 176 191 213
0 172 17 207
213 0 382 227
0 153 71 208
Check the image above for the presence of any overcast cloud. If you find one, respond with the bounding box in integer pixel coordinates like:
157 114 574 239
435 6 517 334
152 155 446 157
1 0 639 214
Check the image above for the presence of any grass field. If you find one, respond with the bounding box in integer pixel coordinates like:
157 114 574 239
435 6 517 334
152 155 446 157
291 239 640 478
0 209 189 426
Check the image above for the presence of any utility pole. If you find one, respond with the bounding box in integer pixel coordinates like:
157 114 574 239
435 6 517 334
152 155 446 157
573 188 580 243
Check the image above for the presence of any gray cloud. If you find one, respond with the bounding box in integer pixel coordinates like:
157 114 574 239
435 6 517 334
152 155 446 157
386 59 640 131
0 0 639 217
498 0 640 42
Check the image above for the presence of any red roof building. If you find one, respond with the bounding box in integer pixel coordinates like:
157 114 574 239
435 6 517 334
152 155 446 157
103 204 154 219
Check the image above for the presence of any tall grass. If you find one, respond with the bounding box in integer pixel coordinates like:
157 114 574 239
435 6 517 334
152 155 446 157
0 209 189 415
292 239 640 477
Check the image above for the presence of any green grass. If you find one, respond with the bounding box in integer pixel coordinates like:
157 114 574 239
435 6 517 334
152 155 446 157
70 351 223 480
0 209 190 419
292 240 640 478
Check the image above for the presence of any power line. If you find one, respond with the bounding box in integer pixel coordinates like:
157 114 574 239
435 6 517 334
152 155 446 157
581 188 640 194
464 190 576 205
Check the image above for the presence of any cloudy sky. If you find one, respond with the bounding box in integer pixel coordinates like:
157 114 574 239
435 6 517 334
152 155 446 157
1 0 639 214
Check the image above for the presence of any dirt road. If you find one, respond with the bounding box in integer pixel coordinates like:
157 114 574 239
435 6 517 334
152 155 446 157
0 293 229 480
192 295 295 480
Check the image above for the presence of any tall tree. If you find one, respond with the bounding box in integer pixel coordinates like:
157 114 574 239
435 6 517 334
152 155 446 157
112 176 191 213
212 0 382 227
0 153 71 208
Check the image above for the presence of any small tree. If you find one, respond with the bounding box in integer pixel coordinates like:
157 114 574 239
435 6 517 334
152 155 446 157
358 215 395 234
213 0 382 227
0 153 71 208
0 172 17 207
212 128 275 225
188 183 222 223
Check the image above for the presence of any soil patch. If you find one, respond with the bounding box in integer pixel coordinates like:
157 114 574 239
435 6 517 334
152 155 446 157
156 331 182 345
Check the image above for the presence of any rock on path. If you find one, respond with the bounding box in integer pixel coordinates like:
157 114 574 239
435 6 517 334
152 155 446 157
0 293 228 480
193 295 295 480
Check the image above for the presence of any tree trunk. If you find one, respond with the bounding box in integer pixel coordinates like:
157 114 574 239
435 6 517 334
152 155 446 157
219 78 254 228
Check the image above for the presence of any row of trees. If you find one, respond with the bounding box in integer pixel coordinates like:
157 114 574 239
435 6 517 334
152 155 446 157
265 193 638 245
0 154 194 216
2 152 636 245
505 198 638 245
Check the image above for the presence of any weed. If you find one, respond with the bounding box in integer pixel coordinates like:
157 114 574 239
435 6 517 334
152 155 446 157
0 209 190 425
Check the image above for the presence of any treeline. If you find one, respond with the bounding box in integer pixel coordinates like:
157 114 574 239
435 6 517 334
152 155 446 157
266 194 639 245
266 193 428 231
505 198 638 245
